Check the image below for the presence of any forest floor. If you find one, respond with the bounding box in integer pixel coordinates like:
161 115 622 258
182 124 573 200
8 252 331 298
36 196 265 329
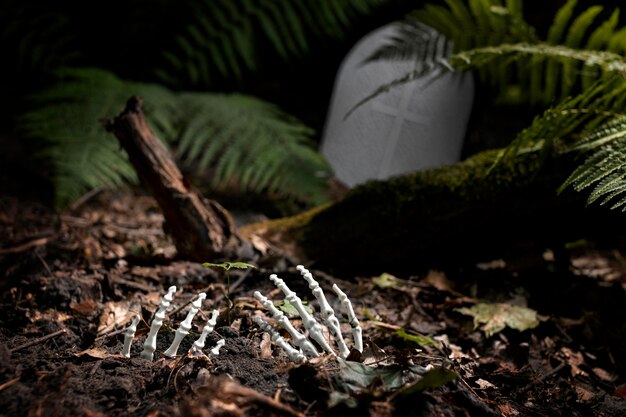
2 190 626 416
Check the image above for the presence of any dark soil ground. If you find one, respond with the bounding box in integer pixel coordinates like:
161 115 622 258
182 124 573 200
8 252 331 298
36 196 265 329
2 190 626 416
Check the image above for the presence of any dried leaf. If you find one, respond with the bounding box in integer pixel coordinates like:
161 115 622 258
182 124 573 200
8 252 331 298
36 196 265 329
456 303 541 337
575 385 595 402
422 270 452 292
97 300 139 336
70 300 99 316
75 347 114 359
475 378 495 389
560 347 588 377
592 367 617 382
259 332 272 359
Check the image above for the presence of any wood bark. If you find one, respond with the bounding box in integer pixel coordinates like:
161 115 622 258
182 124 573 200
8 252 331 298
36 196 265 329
106 96 251 262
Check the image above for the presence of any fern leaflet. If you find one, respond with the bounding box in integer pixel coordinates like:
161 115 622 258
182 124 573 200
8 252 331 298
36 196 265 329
19 68 330 207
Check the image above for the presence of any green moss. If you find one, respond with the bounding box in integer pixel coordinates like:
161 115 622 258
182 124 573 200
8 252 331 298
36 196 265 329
321 148 550 221
245 147 589 274
295 148 581 273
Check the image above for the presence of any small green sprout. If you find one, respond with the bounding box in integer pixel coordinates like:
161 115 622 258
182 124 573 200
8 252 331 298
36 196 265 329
202 261 256 320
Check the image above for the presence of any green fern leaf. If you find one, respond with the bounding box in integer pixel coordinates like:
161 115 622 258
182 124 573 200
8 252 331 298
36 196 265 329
156 0 388 88
374 0 623 106
19 68 330 207
547 0 576 43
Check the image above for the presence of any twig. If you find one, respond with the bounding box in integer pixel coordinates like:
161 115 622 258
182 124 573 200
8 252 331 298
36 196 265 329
229 268 254 294
9 329 67 353
69 187 103 211
0 237 50 255
104 224 163 237
0 378 19 392
111 275 155 292
35 250 54 278
95 326 130 341
167 284 216 318
519 361 566 393
220 379 306 417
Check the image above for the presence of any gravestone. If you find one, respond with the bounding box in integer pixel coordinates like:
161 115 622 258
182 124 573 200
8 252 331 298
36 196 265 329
321 23 474 188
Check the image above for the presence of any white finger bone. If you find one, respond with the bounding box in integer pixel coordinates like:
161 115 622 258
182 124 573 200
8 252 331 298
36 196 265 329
297 265 350 358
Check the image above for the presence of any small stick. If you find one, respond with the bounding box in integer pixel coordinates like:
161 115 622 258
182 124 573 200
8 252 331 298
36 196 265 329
0 237 50 255
228 267 255 294
34 250 54 278
69 187 103 210
220 379 306 417
95 326 128 341
167 285 215 317
9 328 67 353
0 377 19 392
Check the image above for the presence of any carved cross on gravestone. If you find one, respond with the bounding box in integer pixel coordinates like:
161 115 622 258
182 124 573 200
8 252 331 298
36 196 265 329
371 83 429 179
321 23 474 188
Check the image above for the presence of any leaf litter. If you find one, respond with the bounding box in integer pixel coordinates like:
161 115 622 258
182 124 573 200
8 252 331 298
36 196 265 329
1 191 626 416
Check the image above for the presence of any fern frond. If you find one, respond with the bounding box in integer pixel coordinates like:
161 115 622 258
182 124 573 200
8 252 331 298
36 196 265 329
18 68 170 206
411 0 537 51
508 76 626 154
352 43 626 118
450 43 626 74
558 117 626 208
0 1 81 87
174 92 330 204
364 19 452 64
157 0 387 88
19 68 330 207
370 1 626 106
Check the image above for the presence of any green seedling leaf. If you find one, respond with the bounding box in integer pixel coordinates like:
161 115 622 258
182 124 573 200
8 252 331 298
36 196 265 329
398 367 457 396
275 299 313 317
456 302 541 337
335 358 403 393
372 272 401 289
202 261 257 271
395 328 436 345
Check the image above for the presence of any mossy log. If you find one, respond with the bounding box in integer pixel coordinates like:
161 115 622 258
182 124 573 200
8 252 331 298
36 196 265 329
244 149 626 275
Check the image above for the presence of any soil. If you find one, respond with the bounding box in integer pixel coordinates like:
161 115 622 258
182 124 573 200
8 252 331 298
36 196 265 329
2 190 626 416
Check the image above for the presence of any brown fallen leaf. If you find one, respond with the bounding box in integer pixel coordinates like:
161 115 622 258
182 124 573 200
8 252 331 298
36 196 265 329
575 384 595 402
75 347 116 359
560 347 588 377
592 367 617 382
423 270 453 292
70 299 99 316
97 300 140 336
260 332 272 359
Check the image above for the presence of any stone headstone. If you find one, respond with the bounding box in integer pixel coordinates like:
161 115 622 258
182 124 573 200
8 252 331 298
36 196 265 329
321 23 474 187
